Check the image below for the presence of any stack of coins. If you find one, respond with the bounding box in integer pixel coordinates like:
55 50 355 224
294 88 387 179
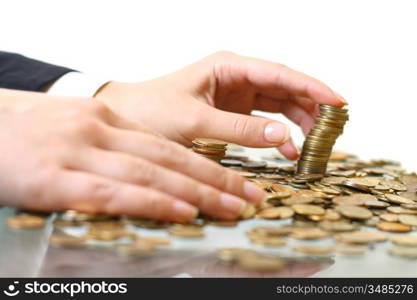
297 104 349 176
192 138 227 162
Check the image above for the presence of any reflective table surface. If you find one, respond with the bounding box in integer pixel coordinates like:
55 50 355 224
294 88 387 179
1 148 416 278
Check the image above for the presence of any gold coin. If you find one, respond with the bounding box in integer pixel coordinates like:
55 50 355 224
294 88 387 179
332 193 376 206
240 203 256 219
49 233 86 248
391 235 417 247
384 194 415 205
6 214 45 229
376 222 411 233
289 227 329 240
256 207 294 219
319 221 357 232
323 209 341 221
292 204 325 216
293 245 333 255
380 213 399 222
282 195 315 206
387 207 417 215
364 199 389 208
336 205 372 220
398 215 417 226
192 138 227 148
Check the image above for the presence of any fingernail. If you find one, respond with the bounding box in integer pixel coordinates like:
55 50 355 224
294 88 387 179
334 92 348 105
173 201 198 220
264 122 290 144
219 193 247 215
243 181 266 203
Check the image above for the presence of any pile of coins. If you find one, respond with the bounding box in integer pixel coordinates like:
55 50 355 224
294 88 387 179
5 148 417 269
297 104 349 177
192 138 227 162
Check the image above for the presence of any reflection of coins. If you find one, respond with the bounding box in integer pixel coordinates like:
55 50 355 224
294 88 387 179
388 246 417 258
6 214 45 229
49 233 86 248
168 224 204 238
334 231 387 244
293 245 333 255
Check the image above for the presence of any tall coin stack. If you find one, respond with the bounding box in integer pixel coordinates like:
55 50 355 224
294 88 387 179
296 104 349 177
192 138 227 163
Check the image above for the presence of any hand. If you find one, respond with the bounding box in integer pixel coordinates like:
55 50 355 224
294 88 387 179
0 89 265 222
95 51 346 160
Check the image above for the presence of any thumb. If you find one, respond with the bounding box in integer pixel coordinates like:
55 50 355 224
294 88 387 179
201 108 291 148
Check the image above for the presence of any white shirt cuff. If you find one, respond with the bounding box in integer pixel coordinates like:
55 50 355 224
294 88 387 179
45 72 110 97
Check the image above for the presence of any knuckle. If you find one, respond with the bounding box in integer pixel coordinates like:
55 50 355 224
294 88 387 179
135 160 157 186
232 116 252 137
144 192 170 220
83 100 109 116
64 117 101 138
218 169 245 194
89 181 118 211
154 139 190 167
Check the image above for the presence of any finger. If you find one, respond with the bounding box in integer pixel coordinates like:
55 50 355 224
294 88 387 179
254 96 315 135
70 148 250 219
194 107 291 148
277 138 299 160
97 128 266 204
31 170 198 223
234 54 346 106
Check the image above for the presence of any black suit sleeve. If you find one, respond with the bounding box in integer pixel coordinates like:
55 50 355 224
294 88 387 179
0 51 74 92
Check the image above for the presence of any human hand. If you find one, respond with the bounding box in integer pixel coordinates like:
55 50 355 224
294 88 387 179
0 89 265 222
95 51 346 160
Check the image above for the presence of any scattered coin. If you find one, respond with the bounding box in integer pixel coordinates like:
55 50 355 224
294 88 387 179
333 231 387 244
256 207 294 219
398 215 417 227
319 221 357 232
376 222 411 233
336 205 373 220
292 204 325 216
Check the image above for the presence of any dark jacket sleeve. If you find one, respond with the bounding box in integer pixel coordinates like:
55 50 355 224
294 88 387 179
0 51 74 91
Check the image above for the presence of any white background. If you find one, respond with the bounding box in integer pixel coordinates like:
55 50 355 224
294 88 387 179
2 0 416 171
